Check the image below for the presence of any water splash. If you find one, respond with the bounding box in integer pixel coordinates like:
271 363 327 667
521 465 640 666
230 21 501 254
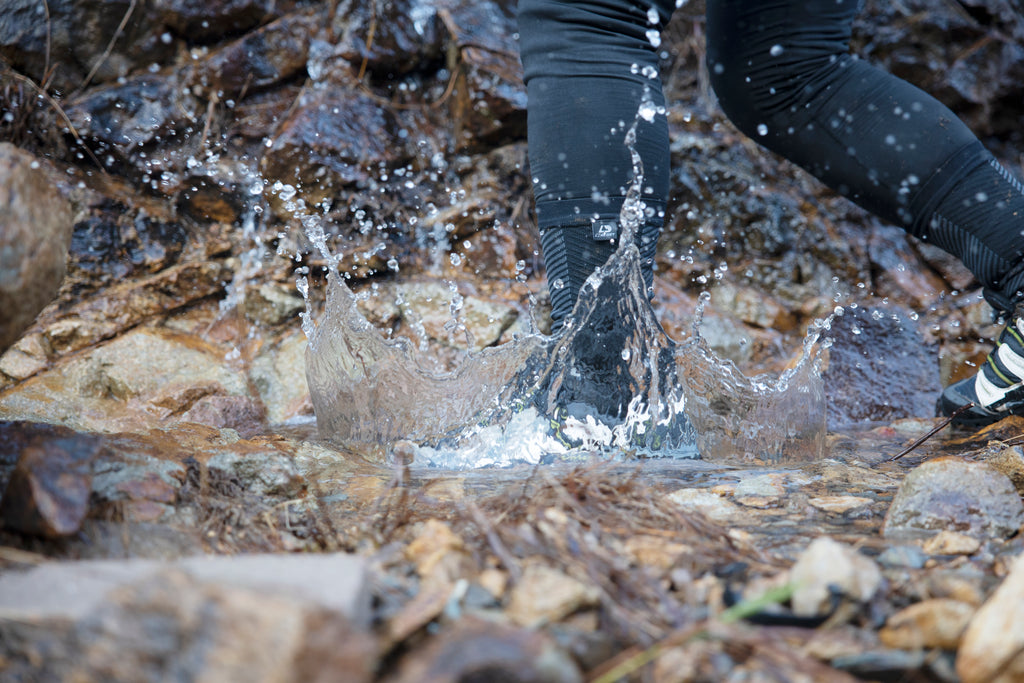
302 90 829 469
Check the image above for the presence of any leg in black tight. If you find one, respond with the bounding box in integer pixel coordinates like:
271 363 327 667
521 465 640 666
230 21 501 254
518 0 678 331
705 0 1024 311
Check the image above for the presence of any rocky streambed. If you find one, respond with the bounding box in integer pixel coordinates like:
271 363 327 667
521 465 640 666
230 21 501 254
3 0 1024 681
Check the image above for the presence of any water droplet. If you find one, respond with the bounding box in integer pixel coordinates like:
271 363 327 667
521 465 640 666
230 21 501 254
770 44 784 57
757 123 768 136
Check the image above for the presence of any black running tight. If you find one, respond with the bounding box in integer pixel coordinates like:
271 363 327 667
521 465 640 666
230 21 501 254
518 0 1024 326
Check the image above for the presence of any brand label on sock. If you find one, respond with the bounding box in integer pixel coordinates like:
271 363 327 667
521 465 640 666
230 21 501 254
592 219 618 241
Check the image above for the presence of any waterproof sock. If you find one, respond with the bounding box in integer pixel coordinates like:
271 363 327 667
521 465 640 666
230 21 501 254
918 151 1024 313
539 213 662 332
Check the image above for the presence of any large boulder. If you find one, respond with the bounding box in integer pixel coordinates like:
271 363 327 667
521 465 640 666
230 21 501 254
0 144 73 352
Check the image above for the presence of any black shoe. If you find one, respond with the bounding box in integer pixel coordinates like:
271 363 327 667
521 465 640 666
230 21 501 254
937 307 1024 427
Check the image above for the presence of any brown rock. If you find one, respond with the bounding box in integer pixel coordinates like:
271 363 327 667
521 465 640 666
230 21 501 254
0 430 100 537
506 561 601 628
0 144 73 353
260 76 405 218
984 444 1024 493
921 529 981 556
882 457 1024 539
155 0 276 41
808 496 873 514
0 0 175 90
711 281 796 331
198 11 315 98
879 599 975 651
957 554 1024 683
250 328 312 425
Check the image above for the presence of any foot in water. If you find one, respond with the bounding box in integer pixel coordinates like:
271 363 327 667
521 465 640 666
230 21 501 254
938 304 1024 427
534 259 696 454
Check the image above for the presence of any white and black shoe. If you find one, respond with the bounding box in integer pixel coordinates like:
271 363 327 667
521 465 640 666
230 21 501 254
938 305 1024 427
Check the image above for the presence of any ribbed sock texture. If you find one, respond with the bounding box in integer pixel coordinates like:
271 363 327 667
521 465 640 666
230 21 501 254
540 219 662 333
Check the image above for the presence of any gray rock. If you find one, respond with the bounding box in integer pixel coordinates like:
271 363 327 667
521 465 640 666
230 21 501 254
0 552 370 623
0 553 373 682
206 449 304 498
883 457 1024 539
250 328 312 425
0 144 73 353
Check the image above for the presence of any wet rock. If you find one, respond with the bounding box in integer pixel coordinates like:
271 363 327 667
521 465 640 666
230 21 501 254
983 444 1024 493
823 305 941 427
242 282 305 326
855 0 1024 137
0 144 73 353
260 75 406 218
711 281 796 331
197 10 316 99
437 1 527 150
0 0 176 90
0 327 248 433
386 615 582 683
333 0 443 77
41 261 230 356
957 554 1024 683
505 561 601 628
207 449 303 498
0 553 373 682
155 0 276 42
882 457 1024 539
879 599 975 651
67 72 199 160
250 328 311 425
869 225 948 308
69 200 187 285
395 281 518 350
790 537 882 618
180 394 266 435
91 452 186 523
0 430 100 537
921 529 982 557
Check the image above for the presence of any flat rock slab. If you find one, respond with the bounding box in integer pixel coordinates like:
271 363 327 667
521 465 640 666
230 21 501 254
0 552 369 626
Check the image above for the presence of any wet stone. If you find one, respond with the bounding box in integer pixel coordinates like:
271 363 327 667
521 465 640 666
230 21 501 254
0 0 176 90
882 457 1024 540
0 430 100 538
982 444 1024 494
67 73 199 154
333 0 443 77
197 10 316 98
823 305 941 427
156 0 276 42
260 78 406 217
0 144 73 353
249 328 311 425
242 283 305 327
395 281 518 351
